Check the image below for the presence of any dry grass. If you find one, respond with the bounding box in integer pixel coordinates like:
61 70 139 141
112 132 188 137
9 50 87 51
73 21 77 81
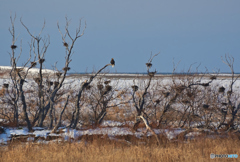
1 136 239 162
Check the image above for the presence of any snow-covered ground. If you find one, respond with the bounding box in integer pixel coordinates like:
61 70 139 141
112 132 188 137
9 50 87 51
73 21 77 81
0 122 187 145
0 66 55 73
1 66 240 145
0 119 226 146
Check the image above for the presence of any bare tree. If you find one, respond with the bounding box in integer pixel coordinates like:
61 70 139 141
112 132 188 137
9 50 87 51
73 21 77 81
69 59 115 129
218 54 240 131
51 94 70 133
7 13 20 126
84 78 129 126
34 17 87 128
131 53 160 144
4 16 87 130
6 14 37 130
20 18 50 127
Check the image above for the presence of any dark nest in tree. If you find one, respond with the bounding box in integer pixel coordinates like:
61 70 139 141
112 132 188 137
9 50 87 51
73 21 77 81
148 72 156 77
34 78 41 84
202 83 209 87
221 102 228 106
3 83 9 89
131 85 138 92
97 84 103 90
56 93 62 97
54 81 59 88
11 45 17 49
203 104 209 109
47 81 53 87
210 76 217 80
82 81 89 88
56 72 62 77
154 99 160 104
86 85 91 90
62 67 71 71
182 100 190 104
175 86 185 93
146 63 152 68
15 68 23 73
163 92 170 97
63 42 68 48
104 80 111 85
227 91 232 95
39 59 45 64
219 86 225 93
105 85 112 92
186 91 193 98
31 62 37 67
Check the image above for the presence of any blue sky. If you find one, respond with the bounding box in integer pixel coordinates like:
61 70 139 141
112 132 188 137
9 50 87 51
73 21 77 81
1 0 240 73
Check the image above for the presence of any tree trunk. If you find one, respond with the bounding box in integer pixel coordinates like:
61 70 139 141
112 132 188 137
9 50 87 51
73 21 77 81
97 111 107 125
51 95 69 133
49 100 54 129
140 115 160 145
20 84 32 131
13 102 18 127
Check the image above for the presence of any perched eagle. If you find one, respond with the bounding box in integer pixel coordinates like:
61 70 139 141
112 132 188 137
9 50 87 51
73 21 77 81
110 58 115 67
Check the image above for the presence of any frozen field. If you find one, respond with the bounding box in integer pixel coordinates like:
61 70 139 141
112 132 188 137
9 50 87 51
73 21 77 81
1 66 240 145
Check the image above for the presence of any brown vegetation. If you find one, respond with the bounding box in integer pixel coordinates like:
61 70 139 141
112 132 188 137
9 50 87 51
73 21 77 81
1 136 239 162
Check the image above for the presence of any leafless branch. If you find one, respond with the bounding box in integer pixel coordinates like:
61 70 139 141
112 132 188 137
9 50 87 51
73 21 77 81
148 52 160 63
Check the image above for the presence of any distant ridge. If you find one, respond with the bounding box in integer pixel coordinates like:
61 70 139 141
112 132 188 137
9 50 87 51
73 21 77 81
67 72 236 79
68 72 239 75
0 66 55 73
0 66 55 78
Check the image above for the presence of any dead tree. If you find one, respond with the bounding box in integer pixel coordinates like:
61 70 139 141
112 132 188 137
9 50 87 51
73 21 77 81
19 16 86 128
42 17 86 127
21 18 50 127
87 79 128 126
70 60 115 129
218 54 240 131
51 95 70 133
7 14 20 126
6 14 37 130
88 79 114 125
131 53 160 144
